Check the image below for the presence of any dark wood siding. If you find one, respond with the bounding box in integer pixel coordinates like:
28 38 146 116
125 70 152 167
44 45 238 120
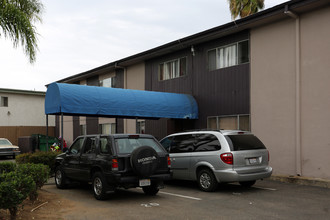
73 116 80 139
145 31 250 139
115 69 124 133
86 76 100 134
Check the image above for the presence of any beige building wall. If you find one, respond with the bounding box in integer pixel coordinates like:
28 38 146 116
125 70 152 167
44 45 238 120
299 7 330 179
123 62 145 133
251 6 330 179
62 116 74 146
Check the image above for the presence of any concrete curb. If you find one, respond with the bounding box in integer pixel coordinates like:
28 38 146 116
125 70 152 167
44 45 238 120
270 175 330 188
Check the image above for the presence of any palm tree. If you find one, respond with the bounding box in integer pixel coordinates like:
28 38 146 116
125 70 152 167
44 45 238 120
228 0 264 20
0 0 44 63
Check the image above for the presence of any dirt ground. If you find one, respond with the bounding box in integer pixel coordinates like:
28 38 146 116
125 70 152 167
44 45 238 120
0 189 74 220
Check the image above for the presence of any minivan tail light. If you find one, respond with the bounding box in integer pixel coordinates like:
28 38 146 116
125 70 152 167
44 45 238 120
112 159 118 170
167 156 171 167
268 151 270 162
220 153 233 165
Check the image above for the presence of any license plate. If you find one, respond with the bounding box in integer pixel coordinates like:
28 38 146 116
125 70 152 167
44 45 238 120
249 158 258 164
139 179 151 187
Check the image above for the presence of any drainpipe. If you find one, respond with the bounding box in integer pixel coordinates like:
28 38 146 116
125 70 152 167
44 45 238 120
285 5 301 176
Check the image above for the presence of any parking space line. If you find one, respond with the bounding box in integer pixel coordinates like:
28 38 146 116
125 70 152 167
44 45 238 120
160 191 202 201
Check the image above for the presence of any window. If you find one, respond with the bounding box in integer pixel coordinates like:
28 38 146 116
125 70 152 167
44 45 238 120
100 123 116 134
163 134 221 153
100 137 112 154
226 135 266 151
1 96 8 107
194 134 221 152
207 115 250 131
170 134 195 153
159 57 187 81
83 137 97 154
70 137 84 154
115 137 164 154
136 120 145 134
208 40 249 71
100 76 116 88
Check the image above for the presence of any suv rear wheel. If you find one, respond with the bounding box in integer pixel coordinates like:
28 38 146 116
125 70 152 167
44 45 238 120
197 169 218 192
92 172 107 200
142 182 159 196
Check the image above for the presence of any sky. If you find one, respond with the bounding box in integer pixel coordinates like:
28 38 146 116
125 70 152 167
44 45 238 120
0 0 288 92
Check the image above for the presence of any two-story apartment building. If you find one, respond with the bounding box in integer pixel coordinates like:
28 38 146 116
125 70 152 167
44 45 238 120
52 0 330 180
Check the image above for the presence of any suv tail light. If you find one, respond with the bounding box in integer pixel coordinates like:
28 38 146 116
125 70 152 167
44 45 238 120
167 156 171 167
220 153 233 165
112 158 118 170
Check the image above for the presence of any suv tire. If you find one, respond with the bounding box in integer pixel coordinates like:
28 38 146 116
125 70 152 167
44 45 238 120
130 146 160 177
55 166 68 189
197 169 218 192
239 180 256 187
142 182 159 196
92 172 108 200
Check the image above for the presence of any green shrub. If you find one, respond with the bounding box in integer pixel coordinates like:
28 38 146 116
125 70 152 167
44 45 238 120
17 163 50 201
0 162 16 174
15 153 32 164
0 172 35 219
16 151 61 175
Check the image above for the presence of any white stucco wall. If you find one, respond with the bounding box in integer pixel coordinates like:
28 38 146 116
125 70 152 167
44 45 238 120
0 91 55 127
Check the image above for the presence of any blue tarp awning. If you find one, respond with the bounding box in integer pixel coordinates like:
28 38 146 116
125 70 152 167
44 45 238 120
45 83 198 119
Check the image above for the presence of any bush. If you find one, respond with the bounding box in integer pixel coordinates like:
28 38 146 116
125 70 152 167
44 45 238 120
16 151 61 175
15 153 32 164
0 172 35 219
17 163 50 201
0 162 16 174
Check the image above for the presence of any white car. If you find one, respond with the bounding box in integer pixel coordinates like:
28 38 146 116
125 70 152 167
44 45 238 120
0 138 21 159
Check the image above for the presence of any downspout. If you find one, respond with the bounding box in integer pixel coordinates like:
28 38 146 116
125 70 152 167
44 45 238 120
285 5 301 176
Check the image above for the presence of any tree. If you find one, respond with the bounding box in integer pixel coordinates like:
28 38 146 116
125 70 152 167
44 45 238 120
0 0 44 63
228 0 264 20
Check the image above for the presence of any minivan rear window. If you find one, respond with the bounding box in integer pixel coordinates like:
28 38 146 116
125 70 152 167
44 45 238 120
226 135 266 151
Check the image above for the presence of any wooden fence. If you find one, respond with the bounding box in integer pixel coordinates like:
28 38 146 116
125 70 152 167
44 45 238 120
0 126 55 145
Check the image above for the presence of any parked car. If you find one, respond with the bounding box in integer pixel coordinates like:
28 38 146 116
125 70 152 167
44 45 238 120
160 130 272 192
0 138 20 159
54 134 172 200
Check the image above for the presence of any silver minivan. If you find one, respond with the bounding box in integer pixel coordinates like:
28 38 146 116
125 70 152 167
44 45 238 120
160 130 272 191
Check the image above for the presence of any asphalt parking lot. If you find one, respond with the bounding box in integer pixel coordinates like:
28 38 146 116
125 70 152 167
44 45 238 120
43 178 330 220
1 157 329 219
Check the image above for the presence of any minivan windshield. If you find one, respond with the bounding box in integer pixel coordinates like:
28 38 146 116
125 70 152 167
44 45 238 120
115 138 164 154
225 135 266 151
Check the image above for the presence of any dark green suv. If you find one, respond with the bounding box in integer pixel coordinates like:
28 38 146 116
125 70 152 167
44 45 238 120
54 134 171 200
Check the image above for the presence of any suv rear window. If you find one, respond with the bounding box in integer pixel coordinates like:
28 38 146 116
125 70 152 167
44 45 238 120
226 135 266 151
115 137 164 154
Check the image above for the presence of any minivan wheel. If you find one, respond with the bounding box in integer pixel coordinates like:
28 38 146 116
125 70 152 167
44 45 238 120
197 169 218 192
55 166 67 189
239 180 256 187
92 172 108 200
